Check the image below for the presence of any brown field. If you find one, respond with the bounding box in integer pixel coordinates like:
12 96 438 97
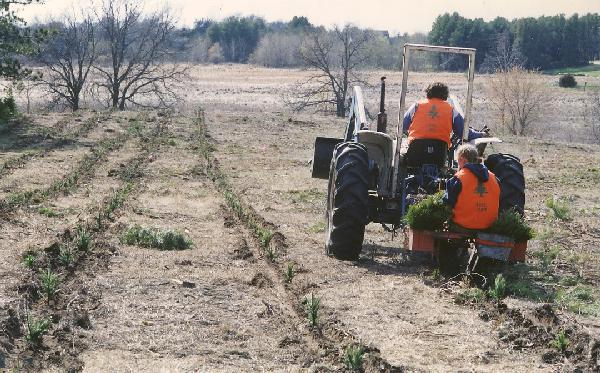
0 64 599 372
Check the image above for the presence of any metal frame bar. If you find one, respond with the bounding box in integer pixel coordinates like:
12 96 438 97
392 43 476 197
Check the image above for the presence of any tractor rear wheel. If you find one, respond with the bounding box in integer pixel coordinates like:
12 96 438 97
325 142 369 261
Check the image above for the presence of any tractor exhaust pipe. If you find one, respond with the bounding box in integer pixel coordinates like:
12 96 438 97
377 76 387 133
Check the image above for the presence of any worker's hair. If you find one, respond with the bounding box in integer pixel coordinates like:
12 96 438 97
456 144 480 164
425 82 449 100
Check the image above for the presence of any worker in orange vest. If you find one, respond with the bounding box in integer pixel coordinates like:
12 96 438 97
444 144 500 231
402 82 486 146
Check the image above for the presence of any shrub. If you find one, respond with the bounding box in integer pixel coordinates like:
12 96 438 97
488 210 535 241
122 224 193 251
558 74 577 88
404 191 451 231
0 94 16 122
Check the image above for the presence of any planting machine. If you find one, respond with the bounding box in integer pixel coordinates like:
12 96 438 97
311 44 525 271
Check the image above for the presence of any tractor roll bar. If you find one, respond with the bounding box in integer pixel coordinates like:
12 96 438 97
391 43 476 198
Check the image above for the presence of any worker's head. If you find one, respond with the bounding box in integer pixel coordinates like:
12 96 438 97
456 144 479 169
425 82 449 100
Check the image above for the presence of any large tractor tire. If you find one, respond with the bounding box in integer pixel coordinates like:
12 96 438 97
325 142 369 261
485 153 525 216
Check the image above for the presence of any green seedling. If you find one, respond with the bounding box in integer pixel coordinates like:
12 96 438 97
488 274 507 302
344 344 365 371
284 262 295 283
25 314 51 345
305 293 321 328
551 330 570 353
455 287 486 305
122 225 193 250
37 206 61 217
545 197 571 221
75 225 92 251
39 267 60 301
23 252 37 269
58 246 74 266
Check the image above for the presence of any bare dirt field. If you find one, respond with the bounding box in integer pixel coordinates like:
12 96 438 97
0 64 599 372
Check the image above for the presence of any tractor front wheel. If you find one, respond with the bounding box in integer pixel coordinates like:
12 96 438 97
325 142 369 261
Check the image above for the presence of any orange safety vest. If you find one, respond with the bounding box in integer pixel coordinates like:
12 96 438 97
452 168 500 230
408 98 453 146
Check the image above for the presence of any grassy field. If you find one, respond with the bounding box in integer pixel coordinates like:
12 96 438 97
544 63 600 77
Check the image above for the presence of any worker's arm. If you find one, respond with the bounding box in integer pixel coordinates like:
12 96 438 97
451 109 486 141
402 102 418 134
443 176 462 208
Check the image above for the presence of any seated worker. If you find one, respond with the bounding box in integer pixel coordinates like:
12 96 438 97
444 144 500 231
402 82 485 147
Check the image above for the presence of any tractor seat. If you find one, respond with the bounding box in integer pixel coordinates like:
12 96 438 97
405 139 448 169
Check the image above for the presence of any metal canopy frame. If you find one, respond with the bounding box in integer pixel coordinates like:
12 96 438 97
391 43 476 198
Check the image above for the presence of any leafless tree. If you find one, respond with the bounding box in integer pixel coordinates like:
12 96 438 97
585 90 600 143
481 31 525 73
486 67 546 135
37 16 96 111
94 0 188 110
286 25 371 117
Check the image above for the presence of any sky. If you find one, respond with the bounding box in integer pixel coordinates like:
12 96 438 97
16 0 600 34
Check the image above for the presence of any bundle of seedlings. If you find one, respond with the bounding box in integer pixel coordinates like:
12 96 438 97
487 210 534 242
121 224 193 251
404 191 451 231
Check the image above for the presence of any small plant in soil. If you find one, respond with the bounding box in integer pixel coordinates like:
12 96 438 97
257 226 274 249
284 262 295 283
344 344 365 371
488 274 507 302
304 293 321 328
25 314 51 345
455 287 486 305
551 330 570 353
556 285 600 317
122 225 193 251
404 191 451 231
75 225 92 251
545 196 571 221
22 251 37 269
58 246 74 266
39 267 60 301
37 206 61 218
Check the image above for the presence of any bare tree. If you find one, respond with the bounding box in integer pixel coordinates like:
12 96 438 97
37 16 96 111
286 25 371 117
481 31 525 73
486 67 546 135
94 0 187 110
585 90 600 143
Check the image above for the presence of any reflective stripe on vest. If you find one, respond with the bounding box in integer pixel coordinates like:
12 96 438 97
408 98 453 146
453 168 500 230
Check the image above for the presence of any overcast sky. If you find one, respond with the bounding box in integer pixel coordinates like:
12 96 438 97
17 0 600 34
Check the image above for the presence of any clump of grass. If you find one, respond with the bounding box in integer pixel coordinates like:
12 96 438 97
551 330 570 352
556 285 600 317
58 246 74 266
488 274 507 302
25 314 51 345
404 191 451 231
545 197 571 221
74 225 92 251
343 344 365 371
284 262 295 283
121 224 193 251
308 221 326 234
37 206 61 218
304 293 321 328
455 287 486 305
532 245 562 271
39 268 60 301
488 210 535 241
22 251 37 269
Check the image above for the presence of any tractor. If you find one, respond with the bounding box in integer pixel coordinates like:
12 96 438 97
311 43 525 266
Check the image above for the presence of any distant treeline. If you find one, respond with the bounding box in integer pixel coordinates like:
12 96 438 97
430 12 600 71
32 12 600 71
